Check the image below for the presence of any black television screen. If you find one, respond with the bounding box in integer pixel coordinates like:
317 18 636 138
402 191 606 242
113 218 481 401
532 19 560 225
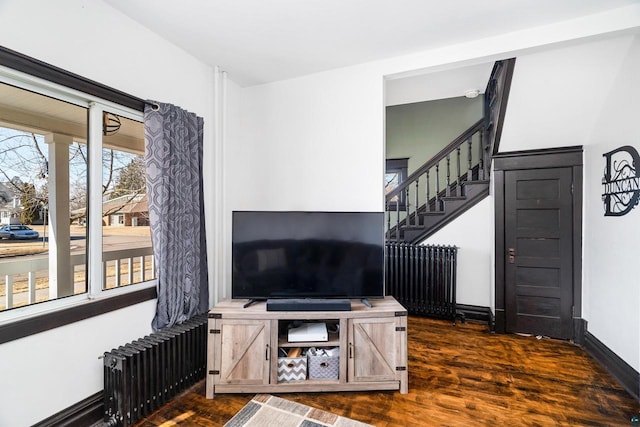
232 211 385 300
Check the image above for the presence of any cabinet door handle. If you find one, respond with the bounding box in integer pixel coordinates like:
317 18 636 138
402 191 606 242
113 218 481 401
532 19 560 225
265 344 270 361
349 342 353 359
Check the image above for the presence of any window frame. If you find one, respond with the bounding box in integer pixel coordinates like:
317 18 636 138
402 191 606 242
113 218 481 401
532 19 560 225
0 46 156 344
385 158 409 210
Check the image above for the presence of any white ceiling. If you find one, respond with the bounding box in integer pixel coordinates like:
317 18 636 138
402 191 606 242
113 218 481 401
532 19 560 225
104 0 638 88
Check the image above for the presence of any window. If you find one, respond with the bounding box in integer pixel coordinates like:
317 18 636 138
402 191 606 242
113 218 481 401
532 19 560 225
385 158 408 210
0 47 156 338
102 114 153 290
0 82 89 310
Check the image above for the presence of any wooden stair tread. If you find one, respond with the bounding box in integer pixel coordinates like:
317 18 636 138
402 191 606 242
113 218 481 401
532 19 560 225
387 180 490 244
421 211 445 217
402 225 426 231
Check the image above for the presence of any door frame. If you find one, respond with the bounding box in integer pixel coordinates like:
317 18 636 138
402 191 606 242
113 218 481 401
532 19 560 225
493 146 584 343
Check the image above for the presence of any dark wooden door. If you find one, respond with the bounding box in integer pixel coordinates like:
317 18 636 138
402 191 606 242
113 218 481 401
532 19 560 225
504 167 574 339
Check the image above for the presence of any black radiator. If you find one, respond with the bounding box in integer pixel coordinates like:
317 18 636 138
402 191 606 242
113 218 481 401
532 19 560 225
102 313 208 427
385 243 457 320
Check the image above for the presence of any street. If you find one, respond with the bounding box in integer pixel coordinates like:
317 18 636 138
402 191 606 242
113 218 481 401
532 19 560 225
0 225 152 258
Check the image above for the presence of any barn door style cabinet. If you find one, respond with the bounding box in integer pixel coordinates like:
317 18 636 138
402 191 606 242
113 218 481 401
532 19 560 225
206 296 408 398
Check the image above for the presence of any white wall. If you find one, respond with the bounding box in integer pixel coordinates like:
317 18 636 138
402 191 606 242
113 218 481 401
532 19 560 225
226 6 640 373
0 301 156 424
222 66 386 299
423 198 493 307
0 1 216 425
583 36 639 371
499 36 637 152
234 68 385 212
499 35 640 371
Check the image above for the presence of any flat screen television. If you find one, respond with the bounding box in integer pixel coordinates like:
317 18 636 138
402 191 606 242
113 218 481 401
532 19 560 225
232 211 385 300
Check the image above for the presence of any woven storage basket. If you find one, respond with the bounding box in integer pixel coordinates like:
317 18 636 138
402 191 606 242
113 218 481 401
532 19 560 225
307 353 339 380
277 356 307 382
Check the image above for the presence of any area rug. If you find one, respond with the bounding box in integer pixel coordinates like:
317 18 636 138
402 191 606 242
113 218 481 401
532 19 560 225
224 394 373 427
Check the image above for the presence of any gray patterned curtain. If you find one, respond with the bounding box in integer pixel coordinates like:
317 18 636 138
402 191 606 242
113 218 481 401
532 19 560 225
144 101 208 331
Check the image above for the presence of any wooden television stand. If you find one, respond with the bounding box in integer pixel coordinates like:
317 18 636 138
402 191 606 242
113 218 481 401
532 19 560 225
206 296 408 398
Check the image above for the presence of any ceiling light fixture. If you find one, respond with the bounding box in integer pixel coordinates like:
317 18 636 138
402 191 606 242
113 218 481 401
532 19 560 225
103 112 121 136
464 89 480 99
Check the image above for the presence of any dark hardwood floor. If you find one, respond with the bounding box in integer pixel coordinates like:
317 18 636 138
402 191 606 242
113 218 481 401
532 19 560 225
133 317 639 426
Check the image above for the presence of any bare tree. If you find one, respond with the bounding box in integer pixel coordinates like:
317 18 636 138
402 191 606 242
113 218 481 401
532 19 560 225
112 156 145 198
1 128 147 224
0 131 47 224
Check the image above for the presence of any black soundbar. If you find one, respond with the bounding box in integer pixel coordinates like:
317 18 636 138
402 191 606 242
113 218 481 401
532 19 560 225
266 298 352 312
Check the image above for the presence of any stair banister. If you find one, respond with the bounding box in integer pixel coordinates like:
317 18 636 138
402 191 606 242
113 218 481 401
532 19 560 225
385 57 515 244
385 118 484 203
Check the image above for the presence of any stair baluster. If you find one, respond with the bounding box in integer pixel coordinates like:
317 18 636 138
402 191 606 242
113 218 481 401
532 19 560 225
386 203 391 240
395 196 400 242
426 170 430 213
478 131 484 180
446 155 451 197
414 180 419 226
404 186 410 228
479 130 486 180
456 146 462 197
467 137 473 180
435 163 441 212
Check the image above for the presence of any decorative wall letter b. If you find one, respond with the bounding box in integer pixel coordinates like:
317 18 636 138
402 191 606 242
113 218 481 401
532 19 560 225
602 145 640 216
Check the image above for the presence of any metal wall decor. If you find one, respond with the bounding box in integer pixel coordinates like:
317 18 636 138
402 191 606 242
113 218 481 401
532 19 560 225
602 145 640 216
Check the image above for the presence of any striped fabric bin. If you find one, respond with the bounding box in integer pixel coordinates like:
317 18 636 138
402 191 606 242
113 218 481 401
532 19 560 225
277 356 307 382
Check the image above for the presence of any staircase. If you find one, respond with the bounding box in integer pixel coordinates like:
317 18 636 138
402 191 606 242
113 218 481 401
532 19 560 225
386 58 515 243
